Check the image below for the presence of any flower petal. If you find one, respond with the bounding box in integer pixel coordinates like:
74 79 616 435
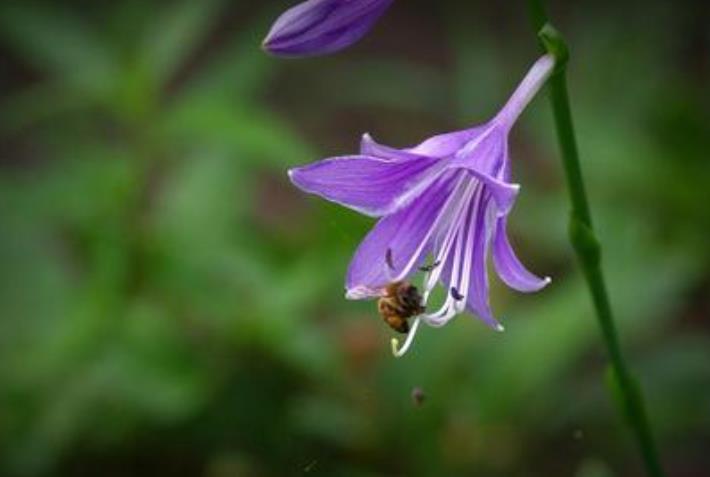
447 128 519 215
358 130 519 216
359 133 420 161
360 125 491 161
408 125 489 158
454 168 519 216
289 154 442 217
262 0 393 57
492 217 550 292
346 173 459 298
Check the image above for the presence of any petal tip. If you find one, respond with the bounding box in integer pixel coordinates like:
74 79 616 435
495 323 506 332
345 285 381 300
286 167 297 183
532 276 552 291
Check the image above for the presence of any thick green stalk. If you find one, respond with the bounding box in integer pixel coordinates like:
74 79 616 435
526 2 665 476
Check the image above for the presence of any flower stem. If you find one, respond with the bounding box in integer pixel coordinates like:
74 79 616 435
526 2 665 476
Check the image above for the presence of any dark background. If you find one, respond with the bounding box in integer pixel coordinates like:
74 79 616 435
1 0 708 475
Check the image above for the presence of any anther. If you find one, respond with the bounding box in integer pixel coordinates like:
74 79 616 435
450 287 465 301
385 248 395 270
418 260 441 273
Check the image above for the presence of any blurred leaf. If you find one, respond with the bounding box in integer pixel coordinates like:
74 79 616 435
176 11 275 100
139 0 225 88
0 2 117 96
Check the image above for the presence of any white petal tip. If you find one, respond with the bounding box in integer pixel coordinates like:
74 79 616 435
494 323 505 332
345 285 381 300
543 276 552 285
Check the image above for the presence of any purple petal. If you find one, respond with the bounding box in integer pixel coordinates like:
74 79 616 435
492 217 550 292
455 168 519 216
360 131 519 215
288 154 442 217
346 174 458 298
361 125 490 161
446 126 519 215
262 0 393 57
359 133 421 161
408 125 489 158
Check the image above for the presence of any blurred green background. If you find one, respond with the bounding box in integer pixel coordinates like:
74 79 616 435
0 1 708 475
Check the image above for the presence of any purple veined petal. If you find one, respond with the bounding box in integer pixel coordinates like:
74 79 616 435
288 154 443 217
356 131 519 216
453 124 507 176
492 217 551 292
464 195 501 329
346 173 460 298
448 166 519 217
362 125 492 161
262 0 394 58
407 124 490 158
445 127 519 215
359 133 422 162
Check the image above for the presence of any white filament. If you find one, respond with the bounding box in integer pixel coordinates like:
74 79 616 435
391 316 421 358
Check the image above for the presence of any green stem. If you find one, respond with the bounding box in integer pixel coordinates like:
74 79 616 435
526 2 665 476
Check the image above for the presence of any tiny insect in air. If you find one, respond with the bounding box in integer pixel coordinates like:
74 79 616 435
377 281 426 334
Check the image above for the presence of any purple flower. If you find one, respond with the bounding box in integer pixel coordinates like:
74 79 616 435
262 0 393 57
289 55 555 356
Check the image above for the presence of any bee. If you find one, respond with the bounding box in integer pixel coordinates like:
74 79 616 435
377 281 425 334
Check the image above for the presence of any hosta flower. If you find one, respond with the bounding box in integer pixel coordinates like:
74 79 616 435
262 0 393 57
289 55 555 355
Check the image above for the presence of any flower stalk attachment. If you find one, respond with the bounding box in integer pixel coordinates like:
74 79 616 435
527 1 665 476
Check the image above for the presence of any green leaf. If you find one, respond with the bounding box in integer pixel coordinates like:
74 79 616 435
139 0 226 88
0 3 117 95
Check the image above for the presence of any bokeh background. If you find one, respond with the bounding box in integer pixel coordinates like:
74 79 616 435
1 0 708 475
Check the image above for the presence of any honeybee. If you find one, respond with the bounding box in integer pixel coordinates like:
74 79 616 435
377 281 425 334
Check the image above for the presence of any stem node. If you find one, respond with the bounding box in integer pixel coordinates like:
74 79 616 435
538 23 569 72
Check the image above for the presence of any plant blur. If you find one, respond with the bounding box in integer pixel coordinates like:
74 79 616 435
0 1 708 476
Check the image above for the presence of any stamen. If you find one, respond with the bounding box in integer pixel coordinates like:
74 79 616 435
390 316 421 357
423 304 458 327
392 173 467 286
422 205 468 326
422 178 476 302
454 188 481 313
